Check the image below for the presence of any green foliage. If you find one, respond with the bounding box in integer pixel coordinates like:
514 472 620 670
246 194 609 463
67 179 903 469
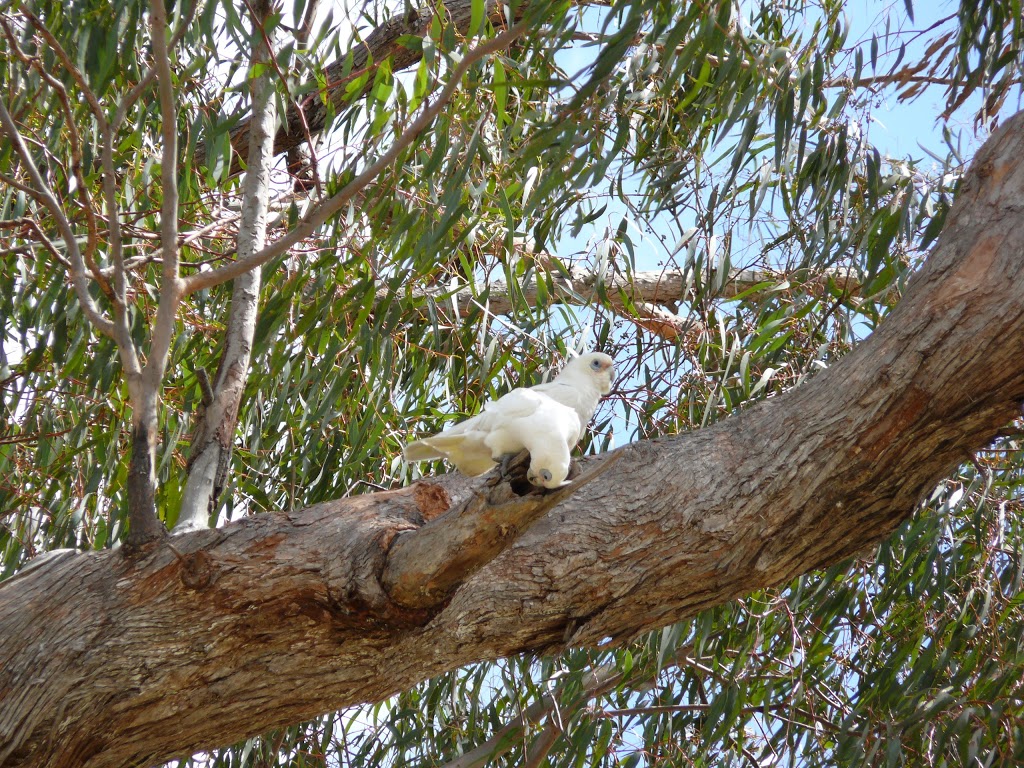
2 0 1024 765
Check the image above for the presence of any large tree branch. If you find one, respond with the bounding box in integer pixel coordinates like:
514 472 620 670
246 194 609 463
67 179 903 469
3 112 1024 768
408 264 889 341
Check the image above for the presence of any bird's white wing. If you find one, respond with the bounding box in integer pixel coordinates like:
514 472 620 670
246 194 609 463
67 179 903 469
405 354 612 485
477 392 583 488
477 388 549 457
531 379 598 425
403 388 544 476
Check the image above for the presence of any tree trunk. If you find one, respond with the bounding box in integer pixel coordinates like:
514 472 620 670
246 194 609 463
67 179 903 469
3 112 1024 768
125 399 168 549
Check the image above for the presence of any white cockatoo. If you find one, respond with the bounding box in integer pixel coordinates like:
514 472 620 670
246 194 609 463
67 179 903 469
404 352 616 488
528 352 615 424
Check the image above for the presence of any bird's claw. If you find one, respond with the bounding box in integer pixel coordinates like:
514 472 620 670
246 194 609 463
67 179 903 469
498 450 530 479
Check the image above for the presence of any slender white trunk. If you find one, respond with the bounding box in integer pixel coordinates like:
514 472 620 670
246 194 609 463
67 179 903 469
175 1 279 531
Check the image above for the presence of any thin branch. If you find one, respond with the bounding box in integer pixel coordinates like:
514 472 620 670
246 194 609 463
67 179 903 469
99 0 199 363
175 0 280 532
288 0 325 193
522 717 561 768
181 22 529 295
19 0 153 374
20 218 73 271
143 0 183 390
0 214 73 269
592 703 860 737
295 0 321 48
0 98 116 340
0 169 47 201
248 0 323 194
401 263 892 344
440 663 626 768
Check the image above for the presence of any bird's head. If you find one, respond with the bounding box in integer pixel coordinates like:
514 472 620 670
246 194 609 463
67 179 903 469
559 352 616 394
527 454 572 489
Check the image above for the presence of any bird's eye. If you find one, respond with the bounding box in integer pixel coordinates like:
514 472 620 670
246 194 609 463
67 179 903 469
541 469 552 482
590 359 601 370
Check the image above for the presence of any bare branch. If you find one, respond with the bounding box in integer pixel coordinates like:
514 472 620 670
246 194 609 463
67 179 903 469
0 169 48 202
0 17 107 295
295 0 322 48
181 23 529 295
0 214 72 269
287 0 325 192
522 720 561 768
440 650 644 768
196 0 505 169
402 263 891 343
18 6 109 131
143 0 183 391
120 0 190 550
113 2 200 133
21 7 153 375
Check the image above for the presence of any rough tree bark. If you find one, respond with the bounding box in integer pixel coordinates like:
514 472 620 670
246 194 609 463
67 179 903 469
3 113 1024 767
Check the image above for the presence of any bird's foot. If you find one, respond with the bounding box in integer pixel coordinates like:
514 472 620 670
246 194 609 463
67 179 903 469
497 450 535 495
497 450 529 477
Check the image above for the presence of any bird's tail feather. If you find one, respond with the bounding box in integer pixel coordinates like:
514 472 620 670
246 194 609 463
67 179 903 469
403 440 446 462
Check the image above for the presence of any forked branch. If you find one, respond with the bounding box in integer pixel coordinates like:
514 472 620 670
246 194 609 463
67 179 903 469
383 452 622 609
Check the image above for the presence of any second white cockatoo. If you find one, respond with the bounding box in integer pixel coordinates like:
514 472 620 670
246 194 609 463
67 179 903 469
404 352 615 488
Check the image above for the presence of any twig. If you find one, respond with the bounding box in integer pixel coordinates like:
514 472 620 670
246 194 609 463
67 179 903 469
18 6 108 128
438 662 626 768
112 1 200 133
20 218 73 270
0 16 106 293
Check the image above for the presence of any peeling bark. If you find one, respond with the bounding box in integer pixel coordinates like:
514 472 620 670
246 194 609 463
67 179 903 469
3 113 1024 768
